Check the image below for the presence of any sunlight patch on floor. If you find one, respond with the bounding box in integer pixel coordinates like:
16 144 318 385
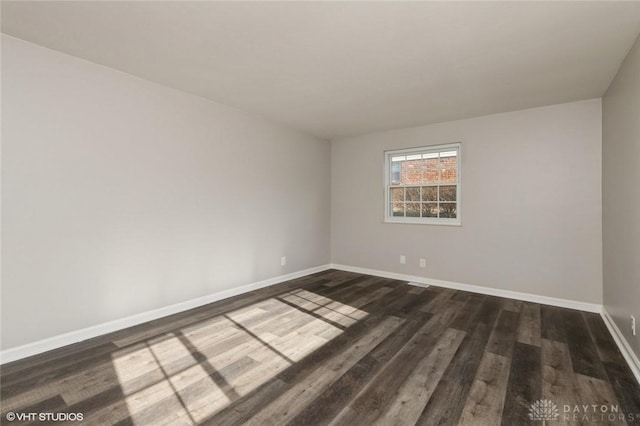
110 290 366 423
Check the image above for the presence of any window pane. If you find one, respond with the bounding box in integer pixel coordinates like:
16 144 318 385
390 187 404 203
439 185 457 201
392 202 405 216
391 161 402 185
406 187 420 202
440 154 457 183
404 158 422 184
439 202 457 218
423 157 439 184
422 202 438 217
406 202 420 217
421 186 437 201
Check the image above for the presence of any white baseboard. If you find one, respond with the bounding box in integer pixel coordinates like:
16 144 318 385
329 263 602 313
0 264 332 365
601 307 640 385
6 262 635 389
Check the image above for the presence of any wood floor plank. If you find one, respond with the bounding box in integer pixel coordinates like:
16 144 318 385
394 289 442 319
289 354 378 426
452 290 473 301
330 300 463 425
287 303 437 425
458 351 511 426
408 285 427 295
0 394 68 421
541 305 568 343
517 302 541 347
0 342 122 393
242 316 403 425
207 314 406 424
419 288 456 314
501 342 542 426
502 298 523 313
583 312 627 365
485 309 519 357
450 294 487 331
414 322 494 426
541 338 579 426
199 379 289 426
602 361 640 424
475 297 503 326
379 328 466 426
562 309 608 380
319 276 391 304
53 322 255 408
571 373 626 426
116 354 260 425
56 383 130 423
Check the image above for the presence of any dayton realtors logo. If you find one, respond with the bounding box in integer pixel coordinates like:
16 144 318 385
563 403 640 423
529 399 640 424
529 399 560 425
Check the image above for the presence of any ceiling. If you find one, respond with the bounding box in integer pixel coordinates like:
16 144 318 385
2 1 640 140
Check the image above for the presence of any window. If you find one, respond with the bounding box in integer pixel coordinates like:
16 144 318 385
384 143 461 225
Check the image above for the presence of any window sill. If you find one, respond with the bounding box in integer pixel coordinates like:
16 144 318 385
384 218 461 226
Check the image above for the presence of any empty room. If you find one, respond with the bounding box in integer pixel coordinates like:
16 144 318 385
1 1 640 425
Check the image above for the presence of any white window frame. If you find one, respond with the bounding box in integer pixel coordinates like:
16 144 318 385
384 143 461 225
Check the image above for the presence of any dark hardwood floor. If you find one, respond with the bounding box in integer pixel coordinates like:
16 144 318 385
1 269 639 425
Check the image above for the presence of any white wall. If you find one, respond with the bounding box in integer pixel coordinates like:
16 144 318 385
1 35 331 350
603 34 640 359
0 33 612 356
331 99 603 304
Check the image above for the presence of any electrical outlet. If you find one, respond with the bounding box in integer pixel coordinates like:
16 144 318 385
419 258 426 268
281 256 286 266
632 315 636 336
400 255 406 265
